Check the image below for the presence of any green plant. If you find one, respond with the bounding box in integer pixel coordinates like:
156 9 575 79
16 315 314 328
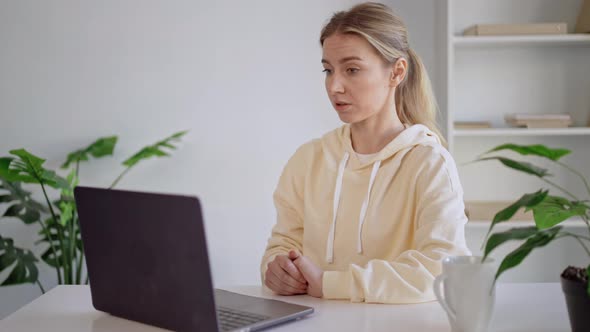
474 143 590 296
0 131 187 292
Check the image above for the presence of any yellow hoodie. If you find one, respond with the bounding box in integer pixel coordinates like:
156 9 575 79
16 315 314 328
261 124 471 303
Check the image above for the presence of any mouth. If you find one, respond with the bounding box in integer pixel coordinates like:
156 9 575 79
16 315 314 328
334 102 351 111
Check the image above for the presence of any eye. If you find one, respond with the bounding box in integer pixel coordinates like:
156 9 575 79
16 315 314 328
347 68 359 74
322 69 332 74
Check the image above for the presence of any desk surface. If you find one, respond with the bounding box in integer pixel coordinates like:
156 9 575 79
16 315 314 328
0 283 569 332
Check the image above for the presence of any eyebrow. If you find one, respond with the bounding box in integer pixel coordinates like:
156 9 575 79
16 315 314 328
321 56 363 65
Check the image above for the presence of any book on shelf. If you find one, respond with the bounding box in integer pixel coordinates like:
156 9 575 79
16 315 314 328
463 23 568 36
577 0 590 33
505 113 572 128
454 121 492 129
464 201 533 222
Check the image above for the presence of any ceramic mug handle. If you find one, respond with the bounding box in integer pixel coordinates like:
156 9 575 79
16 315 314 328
434 274 456 322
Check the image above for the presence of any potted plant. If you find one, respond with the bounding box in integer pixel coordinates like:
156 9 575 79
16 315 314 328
0 131 187 292
474 143 589 332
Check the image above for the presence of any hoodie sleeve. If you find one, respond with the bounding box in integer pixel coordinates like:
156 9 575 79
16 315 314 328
322 145 471 303
260 143 310 283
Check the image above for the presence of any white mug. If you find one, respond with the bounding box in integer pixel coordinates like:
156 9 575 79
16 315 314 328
434 256 496 332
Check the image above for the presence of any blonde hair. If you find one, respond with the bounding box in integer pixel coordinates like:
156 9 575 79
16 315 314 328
320 2 445 145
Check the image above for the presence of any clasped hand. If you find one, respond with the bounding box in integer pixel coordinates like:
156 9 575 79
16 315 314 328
264 250 323 298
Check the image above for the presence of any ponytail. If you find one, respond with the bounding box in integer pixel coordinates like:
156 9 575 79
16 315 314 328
395 48 445 146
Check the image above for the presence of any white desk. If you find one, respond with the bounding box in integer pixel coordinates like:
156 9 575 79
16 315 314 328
0 283 569 332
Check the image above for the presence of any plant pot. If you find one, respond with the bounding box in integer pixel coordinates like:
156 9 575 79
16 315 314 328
561 276 590 332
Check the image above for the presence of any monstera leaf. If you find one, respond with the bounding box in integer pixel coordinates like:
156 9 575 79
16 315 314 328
122 131 188 168
0 179 47 224
0 234 39 285
0 149 68 189
62 136 118 169
110 131 188 188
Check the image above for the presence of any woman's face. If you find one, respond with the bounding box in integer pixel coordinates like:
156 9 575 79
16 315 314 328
321 33 395 124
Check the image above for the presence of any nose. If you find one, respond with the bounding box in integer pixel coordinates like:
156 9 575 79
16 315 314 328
326 73 345 95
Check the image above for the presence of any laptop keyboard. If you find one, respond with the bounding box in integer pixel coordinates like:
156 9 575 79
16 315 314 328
217 306 270 331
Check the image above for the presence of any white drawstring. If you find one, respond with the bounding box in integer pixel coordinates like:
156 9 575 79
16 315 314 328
326 151 382 263
357 160 381 254
326 152 349 264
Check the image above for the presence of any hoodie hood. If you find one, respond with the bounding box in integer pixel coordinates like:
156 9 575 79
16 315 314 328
321 123 441 171
320 123 442 263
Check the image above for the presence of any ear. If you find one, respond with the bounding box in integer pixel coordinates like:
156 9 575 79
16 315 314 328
389 58 408 88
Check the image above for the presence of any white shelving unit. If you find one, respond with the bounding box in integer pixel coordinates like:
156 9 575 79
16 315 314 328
438 0 590 284
441 0 590 203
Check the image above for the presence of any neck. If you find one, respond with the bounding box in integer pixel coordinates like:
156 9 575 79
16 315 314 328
350 105 405 154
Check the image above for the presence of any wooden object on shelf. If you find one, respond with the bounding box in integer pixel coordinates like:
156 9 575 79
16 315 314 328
463 23 568 36
504 113 572 128
454 121 492 129
576 0 590 33
465 201 533 221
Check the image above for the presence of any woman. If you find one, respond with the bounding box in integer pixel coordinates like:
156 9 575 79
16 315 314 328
261 2 470 304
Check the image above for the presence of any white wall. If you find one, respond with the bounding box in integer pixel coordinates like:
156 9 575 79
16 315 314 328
0 0 441 318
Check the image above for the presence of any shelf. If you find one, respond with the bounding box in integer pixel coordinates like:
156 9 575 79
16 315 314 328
453 127 590 137
453 34 590 47
467 219 588 229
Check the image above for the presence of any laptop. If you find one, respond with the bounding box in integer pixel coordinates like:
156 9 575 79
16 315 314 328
74 186 314 332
